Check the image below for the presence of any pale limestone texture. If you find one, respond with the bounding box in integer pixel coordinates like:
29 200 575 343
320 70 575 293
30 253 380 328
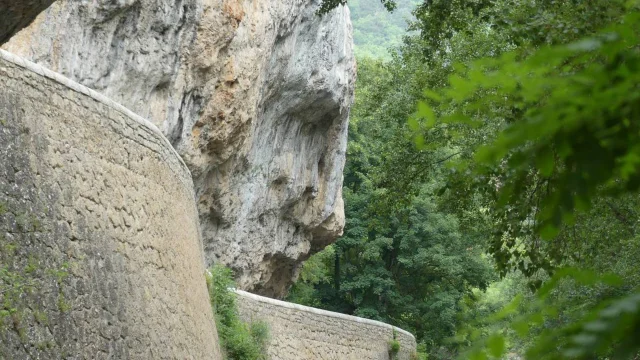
0 50 221 359
4 0 356 297
235 290 418 360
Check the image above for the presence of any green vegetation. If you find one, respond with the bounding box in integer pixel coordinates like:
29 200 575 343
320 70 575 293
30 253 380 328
0 209 69 355
389 339 401 358
1 235 38 331
298 0 640 358
348 0 421 59
389 329 401 358
207 265 270 360
319 0 397 15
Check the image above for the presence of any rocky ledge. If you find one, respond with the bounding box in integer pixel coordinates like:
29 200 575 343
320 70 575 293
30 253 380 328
4 0 355 297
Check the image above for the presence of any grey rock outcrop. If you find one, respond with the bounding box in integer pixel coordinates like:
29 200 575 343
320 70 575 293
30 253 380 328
4 0 355 297
0 0 55 44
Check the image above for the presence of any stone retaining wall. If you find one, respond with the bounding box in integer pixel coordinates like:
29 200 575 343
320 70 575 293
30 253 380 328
0 49 221 359
235 290 417 360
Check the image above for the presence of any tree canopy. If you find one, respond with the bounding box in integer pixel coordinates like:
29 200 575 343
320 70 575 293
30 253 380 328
298 0 640 358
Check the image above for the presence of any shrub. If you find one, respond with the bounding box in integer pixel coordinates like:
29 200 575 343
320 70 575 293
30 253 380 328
410 351 429 360
206 265 270 360
388 328 401 359
389 339 401 354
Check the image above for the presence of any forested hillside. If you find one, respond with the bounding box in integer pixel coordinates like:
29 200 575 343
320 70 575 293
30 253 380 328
292 0 640 359
348 0 421 59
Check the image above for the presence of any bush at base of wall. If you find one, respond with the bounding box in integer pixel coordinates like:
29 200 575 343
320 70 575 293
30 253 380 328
207 265 270 360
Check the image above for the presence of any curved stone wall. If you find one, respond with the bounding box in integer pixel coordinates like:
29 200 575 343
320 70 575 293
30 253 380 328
0 50 221 359
235 290 417 360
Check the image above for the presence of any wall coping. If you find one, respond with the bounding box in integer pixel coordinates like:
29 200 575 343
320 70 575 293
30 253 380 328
234 289 416 341
0 49 189 175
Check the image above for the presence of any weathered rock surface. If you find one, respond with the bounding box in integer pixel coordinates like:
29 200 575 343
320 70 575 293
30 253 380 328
4 0 355 297
0 0 56 44
0 49 221 359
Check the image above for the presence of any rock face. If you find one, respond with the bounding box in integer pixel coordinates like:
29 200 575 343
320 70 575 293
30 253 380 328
0 49 221 359
0 0 56 44
4 0 355 297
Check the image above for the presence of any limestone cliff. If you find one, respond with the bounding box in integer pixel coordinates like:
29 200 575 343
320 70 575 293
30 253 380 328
5 0 356 297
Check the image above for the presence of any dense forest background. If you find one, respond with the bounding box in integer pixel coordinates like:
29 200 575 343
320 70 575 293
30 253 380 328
349 0 420 59
289 1 640 359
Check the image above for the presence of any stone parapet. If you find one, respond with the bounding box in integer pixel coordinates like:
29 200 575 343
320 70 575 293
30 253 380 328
235 290 417 360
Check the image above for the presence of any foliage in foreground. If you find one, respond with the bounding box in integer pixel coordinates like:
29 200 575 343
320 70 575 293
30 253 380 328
207 265 270 360
299 0 640 359
413 2 640 358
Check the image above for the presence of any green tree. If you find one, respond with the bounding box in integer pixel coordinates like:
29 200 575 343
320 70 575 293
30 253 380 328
289 58 494 357
348 0 422 59
207 265 270 360
411 1 640 358
311 0 640 358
